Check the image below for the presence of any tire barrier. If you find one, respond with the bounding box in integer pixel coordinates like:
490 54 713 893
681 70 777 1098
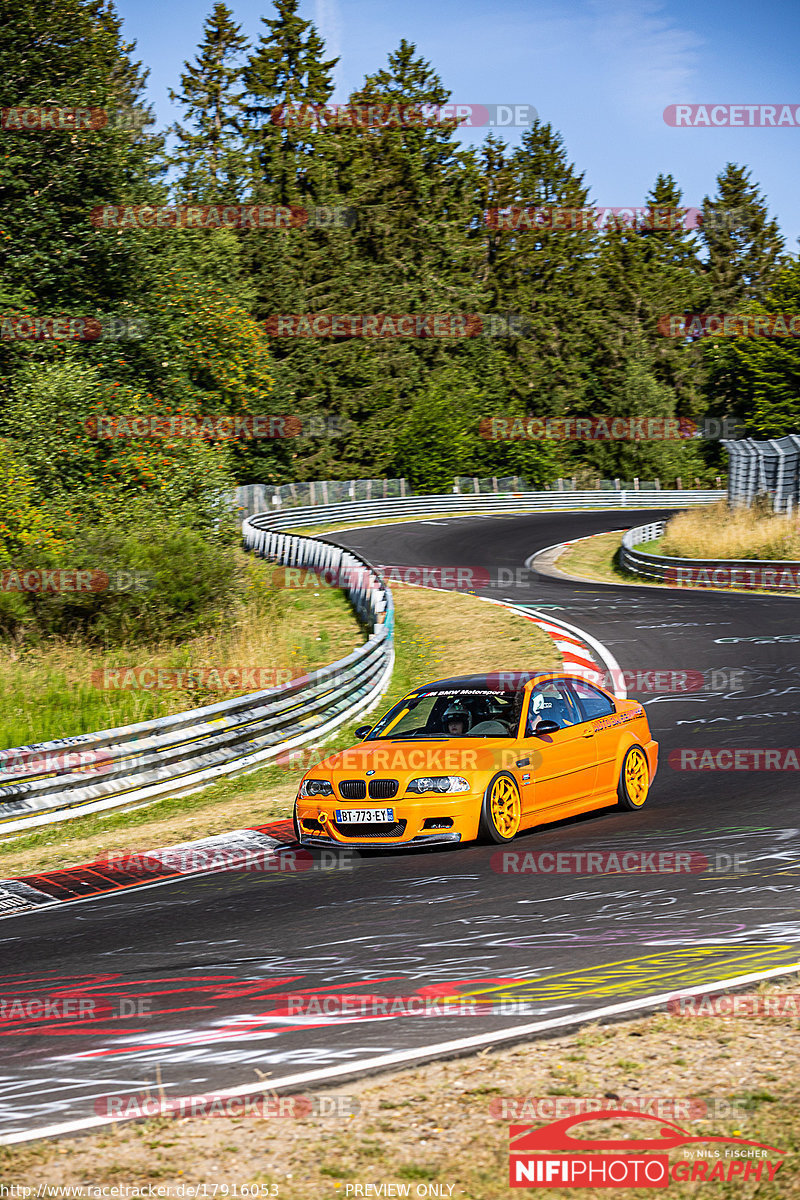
0 532 394 836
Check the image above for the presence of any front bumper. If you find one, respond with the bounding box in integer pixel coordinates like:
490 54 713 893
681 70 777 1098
296 790 483 846
299 830 462 849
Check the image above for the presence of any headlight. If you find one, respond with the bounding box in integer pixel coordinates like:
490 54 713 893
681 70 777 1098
406 776 470 794
298 778 334 798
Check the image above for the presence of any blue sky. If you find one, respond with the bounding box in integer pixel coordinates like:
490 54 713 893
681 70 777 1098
117 0 799 248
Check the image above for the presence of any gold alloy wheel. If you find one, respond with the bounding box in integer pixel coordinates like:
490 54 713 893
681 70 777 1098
623 746 649 806
488 775 522 838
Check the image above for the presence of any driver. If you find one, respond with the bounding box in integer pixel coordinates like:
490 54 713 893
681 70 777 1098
526 690 547 735
443 702 470 736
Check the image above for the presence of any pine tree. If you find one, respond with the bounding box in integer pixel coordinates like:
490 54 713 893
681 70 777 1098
477 121 599 442
243 0 338 205
0 0 160 312
167 3 252 203
700 164 786 309
700 165 787 430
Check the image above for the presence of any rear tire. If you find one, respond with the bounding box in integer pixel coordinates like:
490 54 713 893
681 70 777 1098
479 772 522 843
617 745 649 810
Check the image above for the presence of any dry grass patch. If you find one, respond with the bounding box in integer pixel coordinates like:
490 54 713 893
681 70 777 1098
556 532 639 587
661 500 800 560
389 583 560 679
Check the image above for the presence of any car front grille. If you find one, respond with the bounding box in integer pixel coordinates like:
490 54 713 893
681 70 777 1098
368 779 399 799
338 779 399 800
339 780 367 799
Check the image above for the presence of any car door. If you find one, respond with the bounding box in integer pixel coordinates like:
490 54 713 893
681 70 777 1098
514 679 598 813
567 678 619 794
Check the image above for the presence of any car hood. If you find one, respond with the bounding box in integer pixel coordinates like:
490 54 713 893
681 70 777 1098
314 739 522 778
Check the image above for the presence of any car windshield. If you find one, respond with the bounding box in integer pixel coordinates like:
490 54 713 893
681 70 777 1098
365 689 524 739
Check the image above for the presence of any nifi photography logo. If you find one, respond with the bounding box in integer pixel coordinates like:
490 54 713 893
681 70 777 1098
508 1110 785 1188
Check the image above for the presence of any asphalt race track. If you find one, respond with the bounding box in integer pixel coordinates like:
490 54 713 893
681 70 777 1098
2 508 800 1139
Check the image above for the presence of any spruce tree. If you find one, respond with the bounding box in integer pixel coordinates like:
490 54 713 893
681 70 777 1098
712 258 800 436
478 122 599 435
700 164 785 309
0 0 160 312
244 0 338 205
167 3 252 203
700 165 787 430
581 175 708 481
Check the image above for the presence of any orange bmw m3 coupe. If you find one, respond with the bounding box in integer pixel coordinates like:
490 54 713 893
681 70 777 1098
292 672 658 849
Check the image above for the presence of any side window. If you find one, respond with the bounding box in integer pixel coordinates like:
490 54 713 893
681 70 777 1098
570 679 615 721
525 681 582 733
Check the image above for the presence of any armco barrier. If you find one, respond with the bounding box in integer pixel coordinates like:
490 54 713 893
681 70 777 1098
239 489 724 529
0 535 394 836
620 521 800 591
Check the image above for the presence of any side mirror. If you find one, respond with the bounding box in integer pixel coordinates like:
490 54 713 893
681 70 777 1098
533 720 560 736
355 724 372 739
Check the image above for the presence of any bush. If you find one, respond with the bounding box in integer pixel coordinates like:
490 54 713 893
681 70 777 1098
12 512 239 647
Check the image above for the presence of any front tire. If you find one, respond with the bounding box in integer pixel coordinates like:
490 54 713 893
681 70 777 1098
618 745 649 810
479 772 522 843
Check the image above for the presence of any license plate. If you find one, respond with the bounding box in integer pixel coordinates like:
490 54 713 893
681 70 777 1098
335 808 394 823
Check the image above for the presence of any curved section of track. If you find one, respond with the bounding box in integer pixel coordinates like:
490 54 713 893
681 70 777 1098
3 508 800 1141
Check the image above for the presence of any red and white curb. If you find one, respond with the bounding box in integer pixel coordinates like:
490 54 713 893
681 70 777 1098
0 821 305 920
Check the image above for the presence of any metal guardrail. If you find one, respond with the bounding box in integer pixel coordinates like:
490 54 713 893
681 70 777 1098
242 489 725 530
620 521 800 590
0 534 394 835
